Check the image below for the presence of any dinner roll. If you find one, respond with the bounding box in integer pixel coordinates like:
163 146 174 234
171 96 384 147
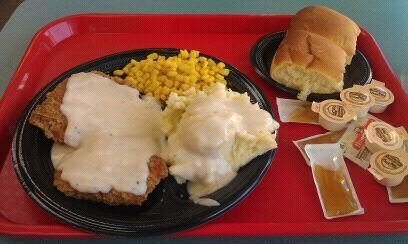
270 6 361 100
289 5 360 64
270 30 347 100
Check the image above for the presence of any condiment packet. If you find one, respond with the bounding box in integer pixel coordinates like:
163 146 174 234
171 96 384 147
276 98 319 124
387 176 408 203
368 149 408 187
293 128 347 166
338 114 384 169
305 143 364 219
367 79 395 113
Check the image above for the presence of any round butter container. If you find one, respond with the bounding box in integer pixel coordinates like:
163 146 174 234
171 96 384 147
340 85 375 118
364 121 407 153
368 150 408 187
367 80 394 113
311 100 356 131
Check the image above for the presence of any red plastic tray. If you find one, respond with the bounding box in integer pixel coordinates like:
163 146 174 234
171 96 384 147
0 14 407 237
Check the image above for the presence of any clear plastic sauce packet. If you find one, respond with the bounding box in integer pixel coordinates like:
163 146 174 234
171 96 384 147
293 129 347 166
305 143 364 219
387 176 408 203
276 98 319 124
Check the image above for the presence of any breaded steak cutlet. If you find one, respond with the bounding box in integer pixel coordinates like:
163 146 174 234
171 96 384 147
29 72 168 206
54 156 168 206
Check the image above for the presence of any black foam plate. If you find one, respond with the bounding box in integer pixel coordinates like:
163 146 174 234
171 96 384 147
12 48 277 236
250 31 373 101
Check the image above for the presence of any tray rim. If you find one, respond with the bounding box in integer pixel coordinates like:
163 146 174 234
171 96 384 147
0 13 407 237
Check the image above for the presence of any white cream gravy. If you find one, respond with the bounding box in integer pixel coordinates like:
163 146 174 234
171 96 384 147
51 72 163 195
165 86 278 198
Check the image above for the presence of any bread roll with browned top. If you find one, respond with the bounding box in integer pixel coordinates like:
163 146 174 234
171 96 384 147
271 30 347 100
289 6 360 64
270 6 360 100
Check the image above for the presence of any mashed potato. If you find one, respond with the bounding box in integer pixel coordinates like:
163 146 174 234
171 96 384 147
162 83 279 198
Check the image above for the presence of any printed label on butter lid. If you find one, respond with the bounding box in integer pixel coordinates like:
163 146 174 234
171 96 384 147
340 86 374 107
365 122 405 150
312 100 354 122
372 151 408 176
368 79 394 105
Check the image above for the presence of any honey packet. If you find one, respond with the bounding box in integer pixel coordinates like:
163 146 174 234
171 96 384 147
293 129 347 166
387 176 408 203
305 143 364 219
276 98 319 124
338 114 384 169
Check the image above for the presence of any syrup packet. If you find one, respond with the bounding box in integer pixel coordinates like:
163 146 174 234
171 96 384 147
387 176 408 203
276 98 319 124
305 143 364 219
293 129 347 166
338 114 384 169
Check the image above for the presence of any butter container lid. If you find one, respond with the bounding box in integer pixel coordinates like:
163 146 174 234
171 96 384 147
368 80 394 106
364 121 408 151
311 100 356 124
369 150 408 180
340 85 375 110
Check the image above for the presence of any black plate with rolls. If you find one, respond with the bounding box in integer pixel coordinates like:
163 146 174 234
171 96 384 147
250 31 373 101
12 48 277 236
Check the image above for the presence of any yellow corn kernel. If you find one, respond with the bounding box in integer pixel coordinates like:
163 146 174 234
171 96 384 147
151 81 160 89
207 76 215 83
190 76 198 83
219 68 230 76
160 94 167 101
137 83 144 91
154 87 162 96
198 57 207 63
182 76 190 83
190 50 200 58
179 50 189 59
176 90 183 95
147 53 159 60
164 79 174 88
154 94 161 100
113 70 124 76
143 73 150 80
124 63 133 70
144 86 153 93
175 74 184 82
202 84 209 90
208 59 216 67
201 74 210 80
216 62 225 69
164 60 172 67
181 84 190 91
162 86 171 95
123 67 130 74
169 62 178 69
146 92 153 97
130 59 138 65
209 70 215 75
195 83 201 90
215 74 225 80
200 69 208 76
167 71 177 77
209 81 215 86
174 81 181 88
158 75 166 82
